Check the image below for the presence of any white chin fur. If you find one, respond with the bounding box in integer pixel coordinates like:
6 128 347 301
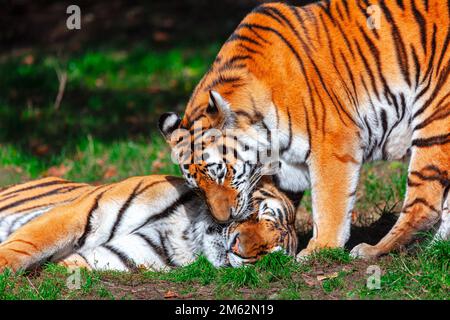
227 253 246 268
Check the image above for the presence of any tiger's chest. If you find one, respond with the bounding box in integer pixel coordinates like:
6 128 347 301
276 135 311 194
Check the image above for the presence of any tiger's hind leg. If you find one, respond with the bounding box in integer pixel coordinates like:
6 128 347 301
352 110 450 259
0 186 109 272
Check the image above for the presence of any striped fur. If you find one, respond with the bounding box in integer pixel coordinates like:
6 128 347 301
159 0 450 260
0 176 296 272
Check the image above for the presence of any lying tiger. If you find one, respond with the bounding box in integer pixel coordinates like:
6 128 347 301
0 175 297 272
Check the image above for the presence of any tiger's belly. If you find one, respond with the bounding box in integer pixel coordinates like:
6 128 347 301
274 160 310 195
361 100 413 162
380 122 413 160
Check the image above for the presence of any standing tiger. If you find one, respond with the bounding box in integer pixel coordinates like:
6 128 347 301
159 0 450 260
0 176 297 272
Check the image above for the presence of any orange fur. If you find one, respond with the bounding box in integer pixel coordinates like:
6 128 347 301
0 175 297 271
161 0 450 259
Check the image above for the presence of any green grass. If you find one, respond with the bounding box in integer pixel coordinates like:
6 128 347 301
307 248 352 265
355 240 450 300
146 256 219 286
146 251 303 290
0 243 448 300
0 263 108 300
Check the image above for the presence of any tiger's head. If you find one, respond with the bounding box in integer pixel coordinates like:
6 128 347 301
223 179 297 266
159 86 277 224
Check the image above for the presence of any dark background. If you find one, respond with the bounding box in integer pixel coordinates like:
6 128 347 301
2 1 317 53
0 0 317 183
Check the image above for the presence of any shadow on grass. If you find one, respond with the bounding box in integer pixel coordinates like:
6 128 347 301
297 212 399 253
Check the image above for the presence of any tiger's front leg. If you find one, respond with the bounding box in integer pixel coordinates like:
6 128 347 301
297 139 362 260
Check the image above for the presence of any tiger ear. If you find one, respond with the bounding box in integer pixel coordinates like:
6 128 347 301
207 91 235 128
158 112 181 142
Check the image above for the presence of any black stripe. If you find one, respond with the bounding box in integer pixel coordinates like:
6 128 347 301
107 180 144 242
421 24 438 87
134 179 169 196
237 44 263 56
354 40 380 101
396 0 405 10
135 232 176 267
334 1 345 20
379 0 411 87
356 23 396 106
103 244 138 272
410 166 449 188
76 188 111 249
157 230 174 267
204 75 242 92
403 198 439 214
318 13 357 110
217 55 252 73
414 105 450 131
378 109 389 149
303 101 312 161
257 188 277 199
317 1 336 26
310 82 327 136
407 178 423 187
266 6 356 126
227 33 263 47
253 5 285 26
435 22 450 73
412 133 450 148
340 50 360 106
0 186 83 213
411 45 421 89
131 189 196 234
341 0 350 17
0 179 73 198
414 91 450 120
280 108 293 154
77 252 91 268
411 0 427 55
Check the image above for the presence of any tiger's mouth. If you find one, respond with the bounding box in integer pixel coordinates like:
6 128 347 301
225 231 282 267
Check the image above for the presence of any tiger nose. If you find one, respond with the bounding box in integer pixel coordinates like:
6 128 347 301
206 201 233 223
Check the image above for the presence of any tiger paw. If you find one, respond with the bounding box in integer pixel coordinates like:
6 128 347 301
350 243 380 260
295 247 316 262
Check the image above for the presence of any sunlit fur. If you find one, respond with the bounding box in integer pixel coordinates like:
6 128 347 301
160 0 450 259
0 176 296 272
